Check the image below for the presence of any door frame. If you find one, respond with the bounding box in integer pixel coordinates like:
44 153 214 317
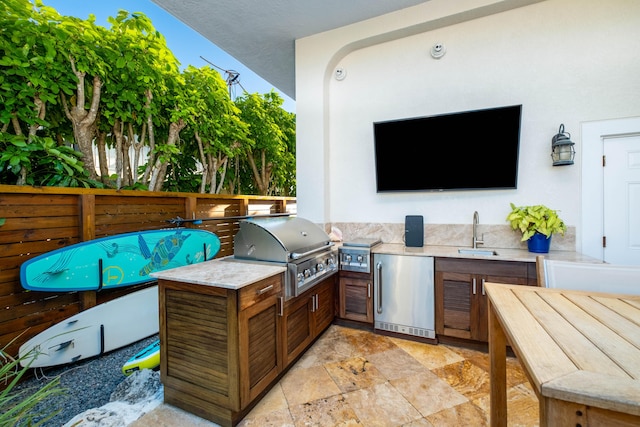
581 116 640 261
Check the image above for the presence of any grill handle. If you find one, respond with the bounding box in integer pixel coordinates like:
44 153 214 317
290 242 335 260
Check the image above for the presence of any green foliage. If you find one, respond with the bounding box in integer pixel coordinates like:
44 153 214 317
506 203 567 241
0 0 296 195
100 9 178 130
0 133 100 187
0 335 67 426
119 181 149 191
164 153 202 193
235 91 296 195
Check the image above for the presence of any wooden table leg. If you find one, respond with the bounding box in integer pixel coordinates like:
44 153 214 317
488 298 507 427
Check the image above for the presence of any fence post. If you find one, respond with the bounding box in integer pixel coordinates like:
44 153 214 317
185 196 197 225
79 193 97 310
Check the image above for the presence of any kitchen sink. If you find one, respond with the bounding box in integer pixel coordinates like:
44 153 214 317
458 248 498 256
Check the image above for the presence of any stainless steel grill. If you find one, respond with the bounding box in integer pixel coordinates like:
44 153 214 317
233 217 338 299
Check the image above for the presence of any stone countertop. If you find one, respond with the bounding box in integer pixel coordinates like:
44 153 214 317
372 243 603 263
149 257 286 290
150 245 601 290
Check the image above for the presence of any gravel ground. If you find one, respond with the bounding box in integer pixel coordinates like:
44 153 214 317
11 334 159 426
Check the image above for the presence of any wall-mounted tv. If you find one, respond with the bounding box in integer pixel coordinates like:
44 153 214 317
373 104 522 192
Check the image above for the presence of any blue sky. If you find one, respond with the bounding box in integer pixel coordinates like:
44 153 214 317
43 0 295 112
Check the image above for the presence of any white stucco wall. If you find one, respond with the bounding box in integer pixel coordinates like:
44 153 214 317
295 0 640 244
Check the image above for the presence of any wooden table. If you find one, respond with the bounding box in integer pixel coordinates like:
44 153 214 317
486 283 640 427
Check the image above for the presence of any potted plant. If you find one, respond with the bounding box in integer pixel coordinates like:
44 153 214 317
506 203 566 253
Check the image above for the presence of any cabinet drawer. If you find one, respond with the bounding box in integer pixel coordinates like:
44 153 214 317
239 274 282 311
435 257 529 277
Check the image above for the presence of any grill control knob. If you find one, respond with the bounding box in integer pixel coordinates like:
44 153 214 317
356 255 364 263
316 263 324 272
345 254 352 262
297 272 305 283
304 269 312 278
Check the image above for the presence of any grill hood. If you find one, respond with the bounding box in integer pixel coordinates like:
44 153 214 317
234 217 332 263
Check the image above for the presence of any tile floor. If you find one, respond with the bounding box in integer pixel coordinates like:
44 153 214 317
131 324 539 427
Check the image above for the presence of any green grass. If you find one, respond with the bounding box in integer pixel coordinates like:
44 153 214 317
0 334 67 427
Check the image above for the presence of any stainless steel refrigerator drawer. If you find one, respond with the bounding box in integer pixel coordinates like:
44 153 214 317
373 253 435 339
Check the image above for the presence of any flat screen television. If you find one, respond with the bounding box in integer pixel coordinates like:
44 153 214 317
373 104 522 192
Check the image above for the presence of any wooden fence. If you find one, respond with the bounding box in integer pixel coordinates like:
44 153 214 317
0 184 296 358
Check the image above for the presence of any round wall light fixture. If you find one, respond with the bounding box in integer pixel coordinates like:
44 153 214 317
430 43 446 59
334 67 347 81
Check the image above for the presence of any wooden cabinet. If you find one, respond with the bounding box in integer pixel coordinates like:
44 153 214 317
313 274 337 334
282 275 336 366
282 288 314 366
238 275 283 405
159 267 337 426
159 273 284 427
435 258 534 343
338 271 373 324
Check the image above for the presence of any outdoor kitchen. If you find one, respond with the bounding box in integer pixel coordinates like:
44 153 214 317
3 0 639 426
144 214 611 427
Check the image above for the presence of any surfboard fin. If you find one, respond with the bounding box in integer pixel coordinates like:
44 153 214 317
55 340 74 351
100 325 105 355
97 258 104 291
138 234 151 259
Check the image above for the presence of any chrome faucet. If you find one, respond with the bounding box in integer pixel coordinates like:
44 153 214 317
473 211 484 249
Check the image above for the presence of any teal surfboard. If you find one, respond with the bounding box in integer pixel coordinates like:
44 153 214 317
20 228 221 292
122 339 160 376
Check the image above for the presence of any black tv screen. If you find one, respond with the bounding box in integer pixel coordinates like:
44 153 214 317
373 105 522 192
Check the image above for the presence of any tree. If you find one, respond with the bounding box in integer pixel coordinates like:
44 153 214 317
182 66 248 194
0 0 91 186
51 11 111 181
235 92 296 195
98 10 178 189
146 71 188 192
0 0 297 195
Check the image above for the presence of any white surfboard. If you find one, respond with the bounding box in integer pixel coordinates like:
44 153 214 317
19 286 159 368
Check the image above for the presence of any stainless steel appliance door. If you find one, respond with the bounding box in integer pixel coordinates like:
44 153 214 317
373 253 435 338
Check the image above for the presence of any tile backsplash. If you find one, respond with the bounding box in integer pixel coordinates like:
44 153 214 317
328 222 576 252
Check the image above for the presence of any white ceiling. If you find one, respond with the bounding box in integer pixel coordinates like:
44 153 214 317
150 0 430 99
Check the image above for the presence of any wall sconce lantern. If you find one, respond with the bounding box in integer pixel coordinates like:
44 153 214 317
551 124 575 166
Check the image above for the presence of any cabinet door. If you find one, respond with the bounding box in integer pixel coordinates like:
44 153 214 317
238 293 282 406
282 293 314 366
313 276 336 336
160 281 240 413
436 270 474 340
339 275 373 323
473 273 528 342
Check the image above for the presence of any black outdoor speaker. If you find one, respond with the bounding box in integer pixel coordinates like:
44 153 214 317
405 215 423 247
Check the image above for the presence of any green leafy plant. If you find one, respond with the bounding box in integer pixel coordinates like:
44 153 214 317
0 335 67 427
506 203 567 241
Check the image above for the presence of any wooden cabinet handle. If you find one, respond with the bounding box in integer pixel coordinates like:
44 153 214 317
256 284 274 295
472 278 477 295
278 296 284 317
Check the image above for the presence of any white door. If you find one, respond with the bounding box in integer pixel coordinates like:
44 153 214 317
603 135 640 265
582 117 640 264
